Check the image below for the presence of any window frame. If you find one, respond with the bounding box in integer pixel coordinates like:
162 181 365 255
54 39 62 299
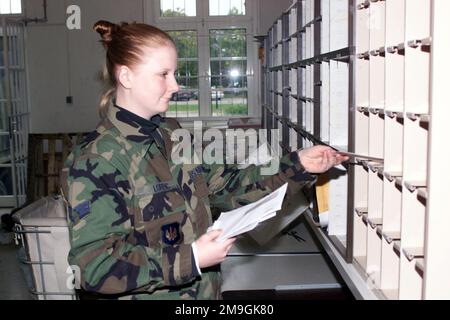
167 29 201 118
0 0 23 16
209 27 250 117
153 0 259 121
159 0 199 19
207 0 248 17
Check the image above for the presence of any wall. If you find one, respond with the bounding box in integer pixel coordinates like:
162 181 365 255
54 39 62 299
24 0 290 133
253 0 293 121
25 0 145 133
258 0 293 35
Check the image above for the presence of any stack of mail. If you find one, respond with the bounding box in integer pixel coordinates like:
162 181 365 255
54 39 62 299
209 183 288 242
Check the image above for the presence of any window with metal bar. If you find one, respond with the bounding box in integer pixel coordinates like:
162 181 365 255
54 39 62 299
160 0 197 17
209 0 246 16
0 0 22 15
156 0 254 119
167 30 200 118
210 29 248 116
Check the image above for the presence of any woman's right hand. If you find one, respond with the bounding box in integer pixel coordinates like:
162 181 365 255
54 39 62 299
194 230 236 269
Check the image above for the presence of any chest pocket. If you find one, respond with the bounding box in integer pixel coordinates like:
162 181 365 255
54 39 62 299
187 165 209 199
184 165 212 235
135 182 195 247
136 181 185 221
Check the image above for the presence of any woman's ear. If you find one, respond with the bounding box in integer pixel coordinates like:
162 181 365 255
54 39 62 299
116 65 133 89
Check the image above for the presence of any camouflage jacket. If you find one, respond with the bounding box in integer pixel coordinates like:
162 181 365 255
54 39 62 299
61 105 315 300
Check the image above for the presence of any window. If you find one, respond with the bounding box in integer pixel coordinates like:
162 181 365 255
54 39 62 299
210 29 248 116
0 0 22 14
167 30 200 117
160 0 197 17
155 0 255 120
209 0 246 16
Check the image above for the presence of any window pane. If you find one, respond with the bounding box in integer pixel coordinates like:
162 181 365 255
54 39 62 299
211 91 248 116
170 30 197 58
0 167 13 196
186 77 199 89
219 0 229 16
175 60 198 78
186 61 198 77
0 0 21 14
161 0 196 17
168 98 199 118
211 61 247 88
173 0 185 15
0 69 8 133
210 29 248 116
210 62 221 77
168 79 199 118
209 0 246 16
210 37 221 58
230 0 245 15
0 132 11 163
228 75 247 89
210 29 246 58
222 60 247 79
167 30 199 118
185 1 196 16
10 0 20 13
210 76 221 88
0 0 9 13
209 0 219 16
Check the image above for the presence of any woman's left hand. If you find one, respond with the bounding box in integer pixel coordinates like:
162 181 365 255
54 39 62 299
298 146 349 174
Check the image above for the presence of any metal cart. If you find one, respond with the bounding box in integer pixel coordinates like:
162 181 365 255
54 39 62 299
13 196 77 300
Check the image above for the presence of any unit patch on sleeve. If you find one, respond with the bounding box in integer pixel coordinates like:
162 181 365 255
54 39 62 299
73 200 91 220
161 222 181 245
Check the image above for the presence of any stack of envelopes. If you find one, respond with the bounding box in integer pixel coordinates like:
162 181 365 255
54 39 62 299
209 183 288 242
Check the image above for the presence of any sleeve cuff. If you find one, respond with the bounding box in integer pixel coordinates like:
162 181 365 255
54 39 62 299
162 244 201 286
287 150 317 182
191 242 202 275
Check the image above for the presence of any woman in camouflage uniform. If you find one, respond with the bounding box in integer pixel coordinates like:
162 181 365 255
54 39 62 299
61 20 348 300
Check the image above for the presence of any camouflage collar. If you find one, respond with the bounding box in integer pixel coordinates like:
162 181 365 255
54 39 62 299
107 105 168 154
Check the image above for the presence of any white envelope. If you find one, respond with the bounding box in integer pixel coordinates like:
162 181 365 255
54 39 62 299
209 183 288 242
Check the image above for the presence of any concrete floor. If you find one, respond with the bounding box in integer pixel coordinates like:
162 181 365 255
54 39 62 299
0 226 33 300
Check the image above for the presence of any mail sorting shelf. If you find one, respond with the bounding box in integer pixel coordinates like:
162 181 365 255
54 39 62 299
263 0 352 263
378 0 405 299
262 0 450 300
352 0 450 300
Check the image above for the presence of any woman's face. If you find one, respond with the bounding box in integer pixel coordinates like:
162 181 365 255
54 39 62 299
127 44 179 119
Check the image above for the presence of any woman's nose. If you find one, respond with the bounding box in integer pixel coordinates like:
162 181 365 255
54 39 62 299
169 76 179 93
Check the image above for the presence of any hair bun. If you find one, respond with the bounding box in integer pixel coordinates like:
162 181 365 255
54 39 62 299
93 20 117 44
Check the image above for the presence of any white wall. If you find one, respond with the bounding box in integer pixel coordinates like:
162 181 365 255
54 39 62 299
258 0 293 35
24 0 291 133
25 0 145 133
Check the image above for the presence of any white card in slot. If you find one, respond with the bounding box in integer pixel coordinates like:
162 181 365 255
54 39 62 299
337 151 383 162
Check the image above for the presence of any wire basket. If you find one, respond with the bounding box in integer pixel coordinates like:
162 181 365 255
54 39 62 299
13 196 77 300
